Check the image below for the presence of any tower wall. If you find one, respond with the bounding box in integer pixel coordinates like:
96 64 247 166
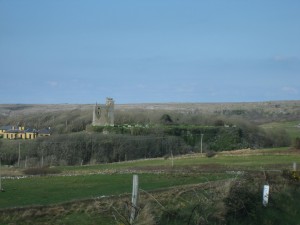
92 98 114 126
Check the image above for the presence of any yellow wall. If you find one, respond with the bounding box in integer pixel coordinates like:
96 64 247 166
3 133 17 140
25 132 37 139
1 126 48 140
3 132 37 140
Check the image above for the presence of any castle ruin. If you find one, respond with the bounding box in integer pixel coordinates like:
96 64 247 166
92 98 114 126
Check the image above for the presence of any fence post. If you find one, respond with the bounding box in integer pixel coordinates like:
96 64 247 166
262 185 269 207
293 162 297 171
25 156 27 169
130 174 139 224
18 142 21 167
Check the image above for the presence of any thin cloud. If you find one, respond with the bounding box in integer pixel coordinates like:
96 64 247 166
281 86 298 95
47 81 59 87
137 84 146 89
273 55 299 63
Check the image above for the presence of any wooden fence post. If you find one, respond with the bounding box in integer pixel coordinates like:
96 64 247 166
130 174 139 224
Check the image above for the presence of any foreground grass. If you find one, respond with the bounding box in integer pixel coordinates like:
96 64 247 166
0 173 232 209
0 213 115 225
0 147 299 209
1 148 300 225
3 175 299 225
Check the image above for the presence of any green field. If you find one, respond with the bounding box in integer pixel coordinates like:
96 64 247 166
0 172 234 209
0 148 300 225
260 120 300 139
1 147 300 209
59 148 300 174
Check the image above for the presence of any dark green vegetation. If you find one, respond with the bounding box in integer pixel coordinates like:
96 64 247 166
23 167 62 175
1 124 292 167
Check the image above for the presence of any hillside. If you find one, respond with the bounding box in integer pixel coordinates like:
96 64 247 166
1 101 300 130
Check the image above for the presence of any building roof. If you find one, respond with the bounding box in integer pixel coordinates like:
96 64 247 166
38 128 51 135
0 125 14 130
24 128 37 133
6 129 20 133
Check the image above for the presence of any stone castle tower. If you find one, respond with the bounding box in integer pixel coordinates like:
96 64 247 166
92 98 114 126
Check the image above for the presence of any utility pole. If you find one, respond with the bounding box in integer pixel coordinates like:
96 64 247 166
0 157 3 191
18 142 21 167
41 148 44 168
171 150 174 168
25 156 28 168
200 134 204 155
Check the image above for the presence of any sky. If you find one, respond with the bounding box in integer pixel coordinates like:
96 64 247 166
1 0 300 104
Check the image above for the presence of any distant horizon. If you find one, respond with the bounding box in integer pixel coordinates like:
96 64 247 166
1 99 299 105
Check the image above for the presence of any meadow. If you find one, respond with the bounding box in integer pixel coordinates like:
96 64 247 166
1 147 299 208
0 148 300 225
260 120 300 139
0 172 233 208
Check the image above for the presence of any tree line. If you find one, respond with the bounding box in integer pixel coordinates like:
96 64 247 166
0 104 297 167
0 121 291 167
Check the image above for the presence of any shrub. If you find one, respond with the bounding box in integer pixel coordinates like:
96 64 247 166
23 167 62 175
224 175 261 223
294 137 300 150
206 150 216 158
160 114 173 124
282 169 300 182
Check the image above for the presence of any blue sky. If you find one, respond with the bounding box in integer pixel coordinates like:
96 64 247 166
1 0 300 104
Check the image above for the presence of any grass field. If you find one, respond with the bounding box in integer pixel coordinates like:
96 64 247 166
0 147 300 225
1 147 300 209
0 172 233 209
260 120 300 139
58 148 300 174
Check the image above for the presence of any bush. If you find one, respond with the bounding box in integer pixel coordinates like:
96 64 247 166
225 173 300 225
206 150 216 158
294 137 300 149
225 174 261 223
282 169 300 182
23 167 62 175
160 114 173 124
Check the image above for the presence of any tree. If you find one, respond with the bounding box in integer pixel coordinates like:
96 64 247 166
160 114 173 124
294 137 300 150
